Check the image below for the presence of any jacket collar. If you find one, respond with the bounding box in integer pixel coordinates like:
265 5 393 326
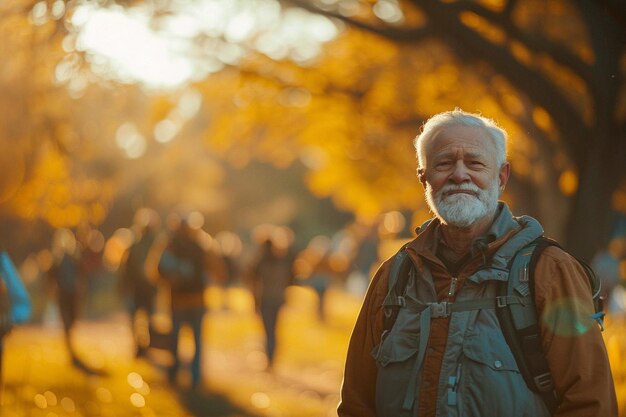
406 202 544 271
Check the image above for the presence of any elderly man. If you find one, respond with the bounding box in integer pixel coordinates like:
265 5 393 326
337 110 617 417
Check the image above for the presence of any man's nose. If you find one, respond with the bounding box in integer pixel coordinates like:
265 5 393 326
450 161 471 183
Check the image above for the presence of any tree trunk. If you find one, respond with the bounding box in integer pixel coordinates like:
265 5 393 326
566 0 626 261
564 128 621 261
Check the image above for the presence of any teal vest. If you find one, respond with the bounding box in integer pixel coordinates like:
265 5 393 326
371 217 552 417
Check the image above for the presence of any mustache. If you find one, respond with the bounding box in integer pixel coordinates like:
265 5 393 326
438 183 481 198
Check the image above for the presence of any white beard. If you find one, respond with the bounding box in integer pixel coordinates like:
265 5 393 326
426 180 500 227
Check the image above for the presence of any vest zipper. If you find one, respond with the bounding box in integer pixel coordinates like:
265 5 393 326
448 276 458 299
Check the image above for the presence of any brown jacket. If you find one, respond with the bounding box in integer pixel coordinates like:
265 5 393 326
338 206 617 417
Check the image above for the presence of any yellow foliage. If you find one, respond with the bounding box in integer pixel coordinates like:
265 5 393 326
477 0 507 12
9 146 114 228
511 0 595 68
509 40 533 66
0 144 26 205
501 93 525 117
612 181 626 214
1 0 604 239
459 11 506 45
532 106 553 132
558 169 578 196
150 96 176 123
190 23 561 220
536 55 590 116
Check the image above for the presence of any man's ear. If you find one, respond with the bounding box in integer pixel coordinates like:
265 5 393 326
417 168 427 188
498 162 510 194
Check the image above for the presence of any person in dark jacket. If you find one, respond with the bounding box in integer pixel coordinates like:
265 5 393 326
120 213 159 358
158 215 207 389
248 227 294 368
47 229 83 366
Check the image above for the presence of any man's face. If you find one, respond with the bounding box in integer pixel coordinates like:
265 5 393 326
419 125 509 227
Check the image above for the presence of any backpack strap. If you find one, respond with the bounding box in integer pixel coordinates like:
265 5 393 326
382 248 413 333
497 237 559 413
383 236 603 414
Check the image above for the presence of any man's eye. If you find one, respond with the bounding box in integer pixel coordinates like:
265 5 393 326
469 161 485 167
436 161 452 168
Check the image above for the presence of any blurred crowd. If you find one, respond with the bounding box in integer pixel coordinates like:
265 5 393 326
1 207 409 393
2 206 626 396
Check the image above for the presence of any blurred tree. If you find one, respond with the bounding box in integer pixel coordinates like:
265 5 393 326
0 1 221 253
192 26 569 244
2 0 624 264
282 0 626 260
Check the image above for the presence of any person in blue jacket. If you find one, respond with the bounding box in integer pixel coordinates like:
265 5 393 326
0 247 32 399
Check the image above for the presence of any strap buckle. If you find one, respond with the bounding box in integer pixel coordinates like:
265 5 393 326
496 296 508 308
383 295 405 308
533 372 555 392
591 311 605 331
383 296 406 318
430 302 450 318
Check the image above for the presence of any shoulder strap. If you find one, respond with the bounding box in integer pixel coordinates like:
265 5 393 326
382 247 413 332
497 237 559 413
383 237 600 413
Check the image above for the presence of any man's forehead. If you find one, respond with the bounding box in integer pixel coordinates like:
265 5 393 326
427 126 494 156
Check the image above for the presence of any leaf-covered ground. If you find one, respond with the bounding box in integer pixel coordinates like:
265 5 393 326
3 285 625 416
1 286 359 417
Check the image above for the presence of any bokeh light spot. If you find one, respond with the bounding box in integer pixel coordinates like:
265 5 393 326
559 170 578 196
43 391 57 406
130 393 146 408
34 394 47 409
127 372 144 389
60 397 76 412
250 392 271 409
96 387 113 403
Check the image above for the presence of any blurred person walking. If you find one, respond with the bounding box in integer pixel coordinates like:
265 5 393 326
76 227 105 284
158 215 208 390
47 229 86 368
306 252 333 322
119 209 160 358
215 231 243 311
248 227 295 368
350 223 380 294
296 236 334 322
0 247 32 404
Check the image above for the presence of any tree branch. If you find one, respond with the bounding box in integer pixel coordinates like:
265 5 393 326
452 1 594 86
285 0 432 43
411 0 589 162
503 0 518 18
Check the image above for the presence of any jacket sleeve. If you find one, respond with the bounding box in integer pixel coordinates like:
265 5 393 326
0 251 32 324
534 246 618 417
337 260 390 417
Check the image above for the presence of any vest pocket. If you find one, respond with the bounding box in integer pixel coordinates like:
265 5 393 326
371 332 420 417
458 330 547 417
462 331 519 372
372 331 419 367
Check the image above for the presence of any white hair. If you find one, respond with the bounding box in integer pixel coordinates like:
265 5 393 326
414 109 508 170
